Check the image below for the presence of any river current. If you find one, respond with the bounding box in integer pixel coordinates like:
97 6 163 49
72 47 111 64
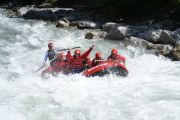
0 8 180 120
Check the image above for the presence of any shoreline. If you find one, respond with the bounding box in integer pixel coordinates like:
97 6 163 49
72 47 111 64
1 5 180 61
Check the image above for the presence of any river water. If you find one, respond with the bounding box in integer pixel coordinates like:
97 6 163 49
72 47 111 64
0 8 180 120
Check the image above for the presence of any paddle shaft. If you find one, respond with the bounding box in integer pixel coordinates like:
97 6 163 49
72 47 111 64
34 64 46 73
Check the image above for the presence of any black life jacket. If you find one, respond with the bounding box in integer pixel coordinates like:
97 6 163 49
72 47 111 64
47 50 56 61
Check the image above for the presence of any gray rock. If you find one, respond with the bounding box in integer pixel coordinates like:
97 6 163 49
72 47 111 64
56 20 69 28
158 30 175 44
129 26 149 36
106 26 129 40
39 3 53 8
85 31 99 39
171 43 180 61
147 43 173 56
138 29 162 43
24 9 54 20
102 22 117 32
124 36 149 47
17 7 32 16
70 21 98 29
124 36 173 56
176 28 180 34
7 10 19 17
99 31 107 39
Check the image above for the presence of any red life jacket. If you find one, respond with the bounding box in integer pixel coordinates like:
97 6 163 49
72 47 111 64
71 56 83 69
52 60 69 73
108 54 126 64
92 58 104 67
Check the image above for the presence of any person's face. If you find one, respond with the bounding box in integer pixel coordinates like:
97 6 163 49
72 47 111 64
111 53 116 58
74 53 80 58
48 46 53 50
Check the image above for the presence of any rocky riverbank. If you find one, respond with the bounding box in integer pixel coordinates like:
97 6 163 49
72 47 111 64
6 6 180 61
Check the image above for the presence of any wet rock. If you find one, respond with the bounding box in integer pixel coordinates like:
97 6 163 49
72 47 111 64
147 43 173 56
124 36 149 47
171 43 180 60
106 26 129 40
128 26 149 37
23 10 39 19
39 3 53 8
70 21 98 29
99 31 107 39
7 10 19 17
17 7 32 16
124 37 173 56
24 9 54 20
85 31 99 39
56 20 69 28
138 29 162 43
158 30 175 44
53 9 74 20
102 22 117 32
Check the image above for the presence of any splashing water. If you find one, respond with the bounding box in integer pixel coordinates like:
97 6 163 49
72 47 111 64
0 8 180 120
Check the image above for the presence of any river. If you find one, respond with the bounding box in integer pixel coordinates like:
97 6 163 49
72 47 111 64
0 8 180 120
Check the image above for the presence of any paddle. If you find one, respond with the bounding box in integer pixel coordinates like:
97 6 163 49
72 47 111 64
56 46 81 51
34 64 46 73
95 60 106 62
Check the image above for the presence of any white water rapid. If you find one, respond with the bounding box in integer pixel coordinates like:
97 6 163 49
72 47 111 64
0 8 180 120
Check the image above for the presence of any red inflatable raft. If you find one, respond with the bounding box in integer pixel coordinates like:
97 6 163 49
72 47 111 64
41 60 128 78
83 60 128 77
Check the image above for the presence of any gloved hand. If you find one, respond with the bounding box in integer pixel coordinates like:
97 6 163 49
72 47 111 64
91 44 95 49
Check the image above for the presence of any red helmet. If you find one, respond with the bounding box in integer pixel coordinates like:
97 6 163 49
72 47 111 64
58 53 65 59
74 49 81 55
111 48 118 54
95 52 101 58
48 42 54 49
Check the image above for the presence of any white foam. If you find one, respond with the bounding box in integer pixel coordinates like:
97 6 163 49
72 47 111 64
0 8 180 120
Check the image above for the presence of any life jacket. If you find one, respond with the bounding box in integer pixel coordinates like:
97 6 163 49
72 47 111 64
52 60 69 73
92 58 104 67
47 50 56 61
108 54 125 64
72 56 83 69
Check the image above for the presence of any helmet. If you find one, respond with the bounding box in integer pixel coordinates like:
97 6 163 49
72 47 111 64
48 42 54 49
95 52 101 58
58 53 65 59
111 48 118 54
74 49 81 55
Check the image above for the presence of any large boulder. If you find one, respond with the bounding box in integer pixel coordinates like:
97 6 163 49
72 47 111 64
158 30 175 44
99 31 107 39
85 31 99 39
171 43 180 61
106 26 129 40
124 36 149 47
56 20 69 28
138 30 162 43
124 37 173 56
147 43 173 56
102 22 117 32
23 10 39 19
70 21 98 29
23 9 54 20
17 7 32 16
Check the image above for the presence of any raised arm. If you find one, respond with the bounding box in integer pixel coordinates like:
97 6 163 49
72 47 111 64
81 45 95 59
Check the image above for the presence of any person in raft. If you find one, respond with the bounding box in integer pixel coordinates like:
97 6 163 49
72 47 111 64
52 53 69 74
91 52 105 67
66 45 95 73
107 48 126 65
44 42 57 66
